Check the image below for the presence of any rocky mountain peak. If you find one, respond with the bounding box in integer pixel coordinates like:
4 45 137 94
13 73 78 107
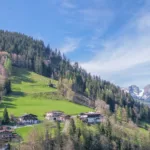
128 85 140 95
122 85 150 101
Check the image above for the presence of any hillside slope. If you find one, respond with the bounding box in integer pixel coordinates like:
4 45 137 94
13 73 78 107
1 30 150 124
0 67 92 120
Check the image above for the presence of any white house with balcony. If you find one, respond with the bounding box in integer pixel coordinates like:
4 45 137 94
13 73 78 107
18 114 39 125
79 112 103 124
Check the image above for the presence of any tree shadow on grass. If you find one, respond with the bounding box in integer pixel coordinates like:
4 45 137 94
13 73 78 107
0 96 17 113
11 67 36 84
3 97 15 102
0 91 24 111
3 91 25 101
11 91 25 97
0 102 16 109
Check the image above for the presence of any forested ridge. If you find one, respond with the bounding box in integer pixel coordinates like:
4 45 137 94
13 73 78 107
0 29 150 124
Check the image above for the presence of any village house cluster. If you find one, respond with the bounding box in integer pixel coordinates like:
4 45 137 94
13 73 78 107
17 111 104 125
2 111 104 128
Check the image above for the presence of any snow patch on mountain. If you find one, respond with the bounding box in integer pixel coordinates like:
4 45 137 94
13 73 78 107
122 85 150 101
139 89 144 97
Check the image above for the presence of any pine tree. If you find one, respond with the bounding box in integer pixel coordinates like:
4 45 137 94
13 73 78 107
44 129 50 150
105 119 112 140
77 128 81 140
5 79 11 94
122 108 128 122
69 118 76 136
116 106 122 123
56 121 61 142
2 107 10 124
55 122 63 150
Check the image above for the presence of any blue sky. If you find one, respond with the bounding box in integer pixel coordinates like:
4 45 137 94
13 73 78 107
1 0 150 88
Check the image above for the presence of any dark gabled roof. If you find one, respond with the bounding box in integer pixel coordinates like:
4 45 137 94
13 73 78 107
80 112 102 117
20 113 37 118
87 113 101 117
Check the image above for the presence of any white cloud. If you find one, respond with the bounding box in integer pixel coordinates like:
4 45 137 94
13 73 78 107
79 8 113 24
108 63 150 88
137 13 150 31
58 0 114 32
59 37 80 54
61 0 76 9
77 5 114 32
80 10 150 87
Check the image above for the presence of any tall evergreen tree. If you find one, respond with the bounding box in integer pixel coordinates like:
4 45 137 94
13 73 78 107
2 107 10 124
105 119 112 140
69 118 76 136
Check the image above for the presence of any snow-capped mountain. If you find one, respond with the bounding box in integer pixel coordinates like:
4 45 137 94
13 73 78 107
122 85 150 101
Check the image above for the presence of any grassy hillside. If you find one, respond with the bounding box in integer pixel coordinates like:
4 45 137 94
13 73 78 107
15 121 57 141
0 67 92 120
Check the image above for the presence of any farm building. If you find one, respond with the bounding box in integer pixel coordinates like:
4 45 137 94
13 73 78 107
45 111 70 122
79 112 104 124
0 126 13 139
18 114 39 125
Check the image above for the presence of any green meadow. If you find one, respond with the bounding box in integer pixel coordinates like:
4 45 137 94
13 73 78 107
0 67 92 120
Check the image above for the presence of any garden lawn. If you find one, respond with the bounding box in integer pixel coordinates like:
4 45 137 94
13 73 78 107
15 126 34 140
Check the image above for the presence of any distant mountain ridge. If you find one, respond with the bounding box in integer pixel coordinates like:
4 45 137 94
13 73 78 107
122 85 150 101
